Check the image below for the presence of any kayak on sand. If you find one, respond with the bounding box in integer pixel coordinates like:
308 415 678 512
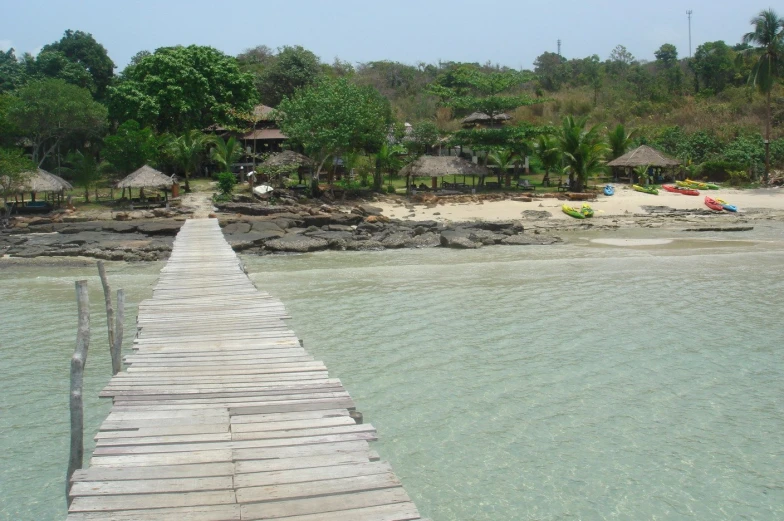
562 204 585 219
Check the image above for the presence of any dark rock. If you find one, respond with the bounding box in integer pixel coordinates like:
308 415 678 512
215 202 301 216
326 224 354 232
683 226 754 232
355 204 384 216
381 232 413 249
304 230 354 241
100 222 138 233
137 221 183 236
356 222 383 233
223 222 251 234
346 239 385 251
251 221 285 233
461 220 515 232
265 235 329 253
522 210 552 220
329 213 363 226
440 230 481 249
327 238 348 250
403 232 440 249
467 229 506 245
302 214 334 227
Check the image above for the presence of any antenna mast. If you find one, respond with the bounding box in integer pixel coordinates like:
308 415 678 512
687 10 693 57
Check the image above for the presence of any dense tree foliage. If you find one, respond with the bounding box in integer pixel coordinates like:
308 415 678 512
102 120 158 175
39 30 115 99
7 79 107 166
238 45 322 106
109 45 257 133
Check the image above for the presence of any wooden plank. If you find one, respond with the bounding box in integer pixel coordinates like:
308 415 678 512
66 504 240 521
69 476 234 496
235 472 401 503
240 488 412 520
235 451 377 474
68 490 237 512
72 462 235 482
243 502 421 521
234 461 392 488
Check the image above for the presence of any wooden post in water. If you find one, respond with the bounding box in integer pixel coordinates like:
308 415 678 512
112 289 124 375
97 261 114 356
66 280 90 504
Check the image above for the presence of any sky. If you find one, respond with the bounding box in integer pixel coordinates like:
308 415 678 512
0 0 771 71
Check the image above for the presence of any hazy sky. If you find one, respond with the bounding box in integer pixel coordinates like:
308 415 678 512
0 0 770 71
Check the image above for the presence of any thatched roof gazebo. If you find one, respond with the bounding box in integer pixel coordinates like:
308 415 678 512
116 165 175 201
399 155 490 191
22 168 73 193
261 150 312 168
460 112 511 127
607 145 681 183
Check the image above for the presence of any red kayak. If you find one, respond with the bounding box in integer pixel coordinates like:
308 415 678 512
704 196 724 211
663 184 699 196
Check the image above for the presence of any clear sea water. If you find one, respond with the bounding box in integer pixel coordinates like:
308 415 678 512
2 224 783 520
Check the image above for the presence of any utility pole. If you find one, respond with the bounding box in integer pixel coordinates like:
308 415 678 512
687 10 693 57
557 39 562 57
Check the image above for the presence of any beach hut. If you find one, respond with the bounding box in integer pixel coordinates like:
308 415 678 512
399 155 490 192
607 145 681 183
15 168 73 210
116 165 175 201
460 112 511 128
260 151 313 185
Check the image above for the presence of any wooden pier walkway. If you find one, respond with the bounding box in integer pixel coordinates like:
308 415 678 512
67 219 424 521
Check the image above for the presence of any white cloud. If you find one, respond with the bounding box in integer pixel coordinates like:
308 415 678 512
0 39 13 52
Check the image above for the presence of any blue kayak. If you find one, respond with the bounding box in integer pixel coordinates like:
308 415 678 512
603 184 615 196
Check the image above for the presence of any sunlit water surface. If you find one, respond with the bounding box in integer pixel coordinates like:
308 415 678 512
2 224 783 520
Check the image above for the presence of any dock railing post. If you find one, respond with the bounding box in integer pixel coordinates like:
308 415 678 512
112 289 124 375
66 280 90 505
97 261 114 358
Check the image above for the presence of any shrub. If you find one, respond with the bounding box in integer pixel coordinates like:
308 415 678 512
727 170 751 186
696 160 742 182
386 184 396 194
216 172 236 195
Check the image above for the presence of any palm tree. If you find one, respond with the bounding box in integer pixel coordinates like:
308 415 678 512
167 130 209 192
534 135 561 186
373 143 406 191
557 116 609 192
209 136 244 174
63 150 100 202
742 9 784 182
488 149 518 187
607 124 637 160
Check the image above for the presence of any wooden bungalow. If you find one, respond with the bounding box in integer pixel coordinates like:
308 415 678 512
399 155 489 192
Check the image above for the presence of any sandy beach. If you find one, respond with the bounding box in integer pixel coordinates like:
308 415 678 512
376 186 784 223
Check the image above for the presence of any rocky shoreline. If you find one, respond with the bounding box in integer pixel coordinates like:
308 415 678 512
0 201 560 262
2 194 778 262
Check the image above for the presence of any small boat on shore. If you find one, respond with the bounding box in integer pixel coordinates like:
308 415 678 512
662 184 699 196
704 196 725 211
680 179 720 190
562 204 585 219
603 184 615 196
580 203 594 218
716 198 738 212
633 184 659 195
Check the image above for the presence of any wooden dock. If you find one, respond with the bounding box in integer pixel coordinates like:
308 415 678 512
67 219 424 521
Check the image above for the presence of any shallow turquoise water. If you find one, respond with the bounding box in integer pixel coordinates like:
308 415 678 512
2 227 784 520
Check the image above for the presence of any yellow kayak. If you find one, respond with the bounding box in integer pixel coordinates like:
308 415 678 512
562 204 585 219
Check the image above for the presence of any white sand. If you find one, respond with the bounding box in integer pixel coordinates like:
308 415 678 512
377 187 784 223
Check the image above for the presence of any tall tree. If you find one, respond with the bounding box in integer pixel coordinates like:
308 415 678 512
40 30 115 99
0 49 26 92
208 136 244 173
277 77 392 189
691 41 737 93
533 52 570 91
741 8 784 181
0 147 34 216
256 46 322 106
534 134 561 186
109 45 257 133
165 130 210 191
557 116 609 192
7 79 107 167
63 150 100 202
607 124 637 160
102 120 158 175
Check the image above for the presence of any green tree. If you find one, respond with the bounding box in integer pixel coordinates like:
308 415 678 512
166 130 210 191
373 143 406 191
209 136 244 173
488 149 519 186
0 49 26 92
0 148 34 216
7 79 107 167
256 46 322 106
533 52 570 91
63 150 100 202
277 77 392 189
654 44 683 93
557 116 609 192
534 134 561 186
607 124 637 159
406 121 440 156
39 30 115 99
102 120 158 175
741 8 784 180
109 45 257 133
691 41 737 93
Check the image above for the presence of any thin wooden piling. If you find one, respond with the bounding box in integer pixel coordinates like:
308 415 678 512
96 261 114 354
111 289 124 375
66 280 90 504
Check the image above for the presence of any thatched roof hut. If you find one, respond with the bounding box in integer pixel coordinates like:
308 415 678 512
261 150 312 168
607 145 680 168
22 169 73 192
399 155 489 178
116 165 174 189
461 112 511 125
